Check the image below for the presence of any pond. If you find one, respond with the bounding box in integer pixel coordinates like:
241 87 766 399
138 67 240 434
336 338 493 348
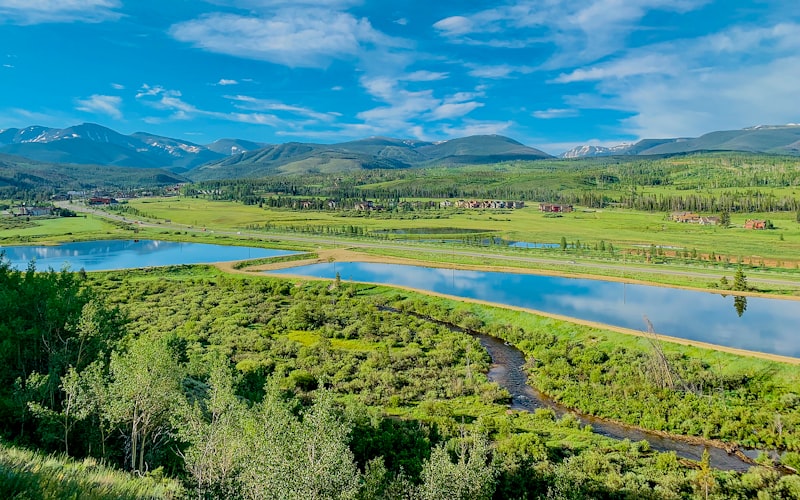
0 240 295 272
268 262 800 358
506 241 560 249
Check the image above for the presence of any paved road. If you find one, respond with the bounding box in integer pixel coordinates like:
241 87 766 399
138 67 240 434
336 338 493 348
58 201 800 290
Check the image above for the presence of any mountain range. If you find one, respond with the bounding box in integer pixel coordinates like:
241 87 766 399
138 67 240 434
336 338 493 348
561 125 800 158
0 123 552 180
1 123 799 183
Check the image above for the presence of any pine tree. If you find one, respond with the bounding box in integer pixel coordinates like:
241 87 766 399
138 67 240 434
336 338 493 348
733 266 747 291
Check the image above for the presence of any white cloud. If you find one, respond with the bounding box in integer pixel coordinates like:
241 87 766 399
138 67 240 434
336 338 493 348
205 0 361 7
468 64 534 79
440 119 513 138
170 9 405 68
533 108 579 119
0 0 121 24
553 53 680 83
217 79 239 86
435 0 709 66
403 70 449 82
75 94 122 119
619 56 800 138
428 102 484 120
555 22 800 138
225 95 338 122
136 85 293 128
110 83 125 90
357 76 486 132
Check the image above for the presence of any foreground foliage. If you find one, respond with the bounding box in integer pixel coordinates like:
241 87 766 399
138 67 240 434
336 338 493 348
0 441 184 499
1 261 800 498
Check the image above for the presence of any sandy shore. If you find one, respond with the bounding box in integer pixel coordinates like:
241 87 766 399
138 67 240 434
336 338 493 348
215 248 800 365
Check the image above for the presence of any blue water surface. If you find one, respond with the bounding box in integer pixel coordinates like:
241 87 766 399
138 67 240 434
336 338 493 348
1 240 294 272
268 261 800 358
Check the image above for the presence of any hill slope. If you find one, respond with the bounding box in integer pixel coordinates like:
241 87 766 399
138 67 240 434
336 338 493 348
0 153 187 192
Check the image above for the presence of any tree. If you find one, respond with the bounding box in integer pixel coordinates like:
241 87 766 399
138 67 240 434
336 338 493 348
719 211 731 228
695 448 715 499
237 383 361 500
176 355 248 498
107 337 185 472
559 236 567 251
417 434 496 500
0 257 123 447
733 266 748 291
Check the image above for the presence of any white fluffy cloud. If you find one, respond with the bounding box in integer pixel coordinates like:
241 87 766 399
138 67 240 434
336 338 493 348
0 0 121 24
435 0 709 66
170 9 403 68
75 94 122 119
560 22 800 138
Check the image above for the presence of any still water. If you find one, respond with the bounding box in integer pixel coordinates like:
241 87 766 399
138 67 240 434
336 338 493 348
1 240 295 272
269 262 800 358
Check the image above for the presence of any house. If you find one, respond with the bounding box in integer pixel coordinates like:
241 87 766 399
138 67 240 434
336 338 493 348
539 203 573 213
744 219 767 230
88 197 117 205
14 206 52 217
355 200 375 211
698 216 720 225
671 211 700 223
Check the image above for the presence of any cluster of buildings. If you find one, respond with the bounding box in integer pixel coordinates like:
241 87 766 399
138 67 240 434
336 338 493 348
448 200 526 209
669 212 720 225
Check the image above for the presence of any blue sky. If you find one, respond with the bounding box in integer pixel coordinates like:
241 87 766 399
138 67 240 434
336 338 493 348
0 0 797 154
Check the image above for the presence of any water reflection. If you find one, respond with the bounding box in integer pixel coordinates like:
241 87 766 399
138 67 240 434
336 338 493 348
268 262 800 358
734 296 747 317
1 240 294 272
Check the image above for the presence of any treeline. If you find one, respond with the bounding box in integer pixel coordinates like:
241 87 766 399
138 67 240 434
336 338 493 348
186 153 800 212
619 190 800 213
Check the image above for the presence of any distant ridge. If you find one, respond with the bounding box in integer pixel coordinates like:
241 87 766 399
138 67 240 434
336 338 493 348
188 135 552 180
560 125 800 158
3 122 799 177
0 124 549 177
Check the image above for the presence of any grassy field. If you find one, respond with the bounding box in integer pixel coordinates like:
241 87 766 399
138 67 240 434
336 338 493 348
0 215 123 243
118 197 800 267
6 197 799 294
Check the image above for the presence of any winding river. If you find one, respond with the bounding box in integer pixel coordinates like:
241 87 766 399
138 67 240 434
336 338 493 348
473 332 757 471
383 305 758 471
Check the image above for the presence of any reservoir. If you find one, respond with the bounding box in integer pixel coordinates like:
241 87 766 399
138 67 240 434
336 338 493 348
0 240 295 272
268 261 800 358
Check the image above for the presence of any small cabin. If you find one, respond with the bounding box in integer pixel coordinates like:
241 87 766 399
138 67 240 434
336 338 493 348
539 203 573 213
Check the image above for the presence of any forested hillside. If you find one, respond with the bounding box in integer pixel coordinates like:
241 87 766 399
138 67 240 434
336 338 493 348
189 153 800 213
